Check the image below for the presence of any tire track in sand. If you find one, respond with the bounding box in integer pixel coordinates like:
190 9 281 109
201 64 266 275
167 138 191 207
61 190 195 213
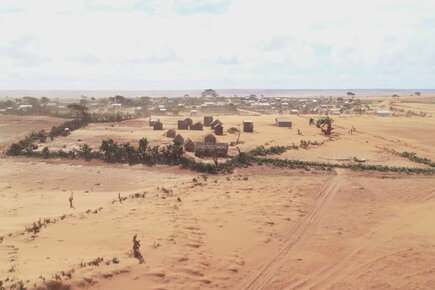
238 174 343 290
286 185 435 290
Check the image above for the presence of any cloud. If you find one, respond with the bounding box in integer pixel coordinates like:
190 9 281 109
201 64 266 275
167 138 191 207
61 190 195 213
0 35 50 67
0 0 434 89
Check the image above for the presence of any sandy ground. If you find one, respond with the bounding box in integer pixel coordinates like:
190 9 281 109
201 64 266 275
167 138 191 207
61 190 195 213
1 106 434 289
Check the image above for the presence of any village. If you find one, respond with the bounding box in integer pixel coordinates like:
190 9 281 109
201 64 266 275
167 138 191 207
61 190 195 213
2 89 427 118
1 90 435 290
1 89 431 164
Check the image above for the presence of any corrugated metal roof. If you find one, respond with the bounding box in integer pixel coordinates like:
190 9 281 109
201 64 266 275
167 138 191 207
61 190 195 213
275 117 291 122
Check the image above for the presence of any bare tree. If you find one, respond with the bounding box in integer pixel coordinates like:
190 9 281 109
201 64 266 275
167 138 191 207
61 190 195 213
211 143 219 166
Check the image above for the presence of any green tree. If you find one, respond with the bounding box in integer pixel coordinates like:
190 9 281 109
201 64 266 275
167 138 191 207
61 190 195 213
316 117 335 135
42 146 50 159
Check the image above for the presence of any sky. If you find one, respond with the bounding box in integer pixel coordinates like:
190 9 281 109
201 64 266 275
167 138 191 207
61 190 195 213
0 0 434 90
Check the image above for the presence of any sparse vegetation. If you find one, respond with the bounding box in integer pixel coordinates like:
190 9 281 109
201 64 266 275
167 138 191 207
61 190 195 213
385 149 435 167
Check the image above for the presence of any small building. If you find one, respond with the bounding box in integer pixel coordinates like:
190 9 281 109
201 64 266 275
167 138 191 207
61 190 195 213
329 108 341 115
184 118 193 127
190 122 204 131
243 120 254 132
153 121 163 130
374 110 390 116
214 124 223 136
46 102 58 107
149 117 160 126
18 104 33 112
184 138 195 152
204 134 216 143
290 109 299 115
210 119 222 129
166 128 176 138
194 142 229 158
275 117 292 127
174 134 184 144
250 102 271 110
178 120 189 130
204 116 213 127
190 110 198 116
108 103 122 110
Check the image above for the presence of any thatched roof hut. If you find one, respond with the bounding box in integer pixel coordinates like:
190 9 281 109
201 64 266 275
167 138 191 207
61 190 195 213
211 119 222 129
178 120 189 130
153 121 163 130
243 120 254 132
194 142 228 157
184 118 193 126
184 138 195 152
214 124 223 136
190 122 203 131
166 128 176 138
174 134 184 144
204 133 216 143
203 116 213 127
275 117 292 127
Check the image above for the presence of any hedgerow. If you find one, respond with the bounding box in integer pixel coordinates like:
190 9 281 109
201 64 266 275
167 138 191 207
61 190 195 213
7 130 435 176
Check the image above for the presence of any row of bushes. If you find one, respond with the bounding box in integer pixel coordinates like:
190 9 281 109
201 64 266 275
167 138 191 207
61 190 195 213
247 140 324 156
6 130 48 156
249 156 435 174
7 128 435 175
7 117 90 156
383 148 435 168
6 111 140 156
29 138 220 174
397 151 435 168
248 145 288 156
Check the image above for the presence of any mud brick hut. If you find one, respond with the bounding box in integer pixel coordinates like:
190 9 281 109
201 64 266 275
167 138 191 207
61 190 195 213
190 122 203 131
204 133 216 143
214 124 223 136
174 134 184 144
184 138 195 152
166 128 176 138
203 116 213 127
194 142 228 158
153 121 163 130
178 120 189 130
149 117 160 126
210 119 223 129
275 117 292 128
243 120 254 132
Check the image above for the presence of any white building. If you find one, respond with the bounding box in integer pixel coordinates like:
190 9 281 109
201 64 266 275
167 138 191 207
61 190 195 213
374 110 390 116
108 103 122 109
251 102 271 110
201 102 215 107
329 109 341 115
18 105 33 112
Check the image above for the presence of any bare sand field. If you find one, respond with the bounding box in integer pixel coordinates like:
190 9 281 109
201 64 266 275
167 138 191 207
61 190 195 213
1 110 434 289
